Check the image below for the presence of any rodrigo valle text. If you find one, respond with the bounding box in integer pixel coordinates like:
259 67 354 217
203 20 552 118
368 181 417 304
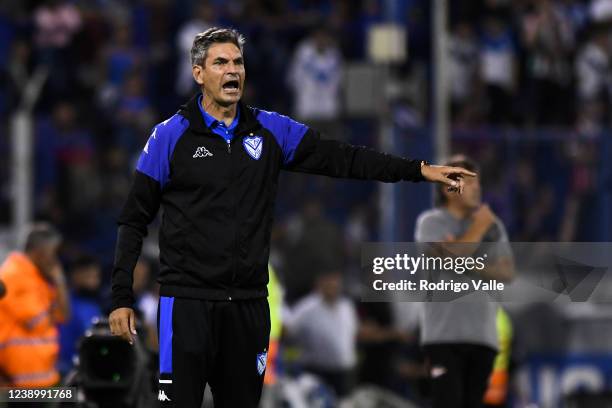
373 279 505 293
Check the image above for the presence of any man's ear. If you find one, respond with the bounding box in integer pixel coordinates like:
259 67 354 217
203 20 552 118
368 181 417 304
192 65 205 85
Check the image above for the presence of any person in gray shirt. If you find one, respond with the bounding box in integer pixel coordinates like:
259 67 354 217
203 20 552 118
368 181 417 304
414 155 514 408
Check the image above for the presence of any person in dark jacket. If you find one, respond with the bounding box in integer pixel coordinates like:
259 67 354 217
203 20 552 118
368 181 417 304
109 27 475 408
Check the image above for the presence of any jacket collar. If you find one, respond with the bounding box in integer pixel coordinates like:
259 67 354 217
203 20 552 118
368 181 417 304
179 93 260 136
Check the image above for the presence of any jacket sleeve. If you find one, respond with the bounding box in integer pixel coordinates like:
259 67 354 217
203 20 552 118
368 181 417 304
284 128 426 182
111 115 186 311
111 171 161 311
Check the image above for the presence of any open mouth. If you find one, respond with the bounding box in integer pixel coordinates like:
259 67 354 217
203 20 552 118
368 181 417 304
222 80 240 91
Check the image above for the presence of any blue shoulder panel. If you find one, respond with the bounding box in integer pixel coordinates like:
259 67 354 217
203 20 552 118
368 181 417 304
255 109 309 165
136 114 189 188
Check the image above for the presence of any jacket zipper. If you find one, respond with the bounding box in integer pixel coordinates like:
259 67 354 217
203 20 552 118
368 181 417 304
227 126 257 295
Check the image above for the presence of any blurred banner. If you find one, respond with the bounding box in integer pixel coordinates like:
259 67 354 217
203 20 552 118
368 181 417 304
520 352 612 408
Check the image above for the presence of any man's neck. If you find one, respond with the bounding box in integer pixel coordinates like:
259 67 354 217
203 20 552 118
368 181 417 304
445 203 472 220
201 94 237 127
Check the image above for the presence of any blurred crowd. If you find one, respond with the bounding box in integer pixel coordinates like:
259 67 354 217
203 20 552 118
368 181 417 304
0 0 608 260
0 0 611 406
449 0 612 132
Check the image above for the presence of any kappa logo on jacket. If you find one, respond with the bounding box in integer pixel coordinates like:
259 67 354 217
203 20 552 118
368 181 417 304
158 389 172 402
243 135 263 160
193 146 213 158
143 128 157 154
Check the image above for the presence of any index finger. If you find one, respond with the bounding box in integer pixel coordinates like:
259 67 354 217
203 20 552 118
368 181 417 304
450 167 477 177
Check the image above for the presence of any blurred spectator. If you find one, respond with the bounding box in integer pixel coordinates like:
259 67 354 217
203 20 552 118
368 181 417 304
0 223 69 388
284 270 357 398
357 302 414 392
58 255 102 376
98 22 143 108
33 0 82 97
564 0 590 30
175 3 216 97
448 21 481 125
115 72 155 155
590 0 612 22
415 155 514 408
343 204 372 290
281 198 343 304
98 146 132 210
511 158 537 237
287 26 343 126
479 15 517 124
575 23 610 133
521 0 575 125
42 101 97 220
521 184 558 240
263 264 283 388
34 0 81 50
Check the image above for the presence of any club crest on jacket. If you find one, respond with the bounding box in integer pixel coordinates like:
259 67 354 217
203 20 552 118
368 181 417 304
243 135 263 160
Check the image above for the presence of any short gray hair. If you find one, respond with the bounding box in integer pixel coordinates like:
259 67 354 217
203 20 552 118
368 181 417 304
190 27 245 66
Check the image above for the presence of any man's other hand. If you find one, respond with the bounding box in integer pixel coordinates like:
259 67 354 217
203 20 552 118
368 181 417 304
109 307 137 345
420 163 477 194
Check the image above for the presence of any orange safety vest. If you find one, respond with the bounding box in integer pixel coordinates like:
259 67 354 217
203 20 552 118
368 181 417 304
0 252 65 387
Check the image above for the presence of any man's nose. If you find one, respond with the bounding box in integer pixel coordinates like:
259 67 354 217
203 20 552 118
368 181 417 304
225 62 239 74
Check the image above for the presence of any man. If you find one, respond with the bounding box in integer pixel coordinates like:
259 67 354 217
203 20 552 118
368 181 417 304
287 26 342 122
284 270 357 398
414 155 514 408
109 27 475 408
58 255 102 375
0 223 70 389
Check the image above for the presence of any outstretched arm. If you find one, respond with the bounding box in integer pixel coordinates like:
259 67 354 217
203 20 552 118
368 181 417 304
285 129 475 190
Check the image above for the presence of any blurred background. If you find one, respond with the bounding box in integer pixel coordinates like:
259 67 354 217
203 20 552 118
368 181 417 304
1 0 612 407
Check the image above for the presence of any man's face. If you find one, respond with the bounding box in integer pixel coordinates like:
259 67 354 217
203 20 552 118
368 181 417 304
318 273 342 303
458 175 482 209
71 266 101 291
446 174 481 210
193 42 245 106
34 242 60 276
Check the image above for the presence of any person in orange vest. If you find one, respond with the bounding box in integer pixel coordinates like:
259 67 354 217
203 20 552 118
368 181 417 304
0 223 70 388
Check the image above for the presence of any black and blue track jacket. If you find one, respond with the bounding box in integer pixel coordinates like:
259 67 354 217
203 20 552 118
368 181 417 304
111 94 425 311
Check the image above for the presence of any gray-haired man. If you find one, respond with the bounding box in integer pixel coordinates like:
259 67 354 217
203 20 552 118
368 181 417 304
109 28 476 407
